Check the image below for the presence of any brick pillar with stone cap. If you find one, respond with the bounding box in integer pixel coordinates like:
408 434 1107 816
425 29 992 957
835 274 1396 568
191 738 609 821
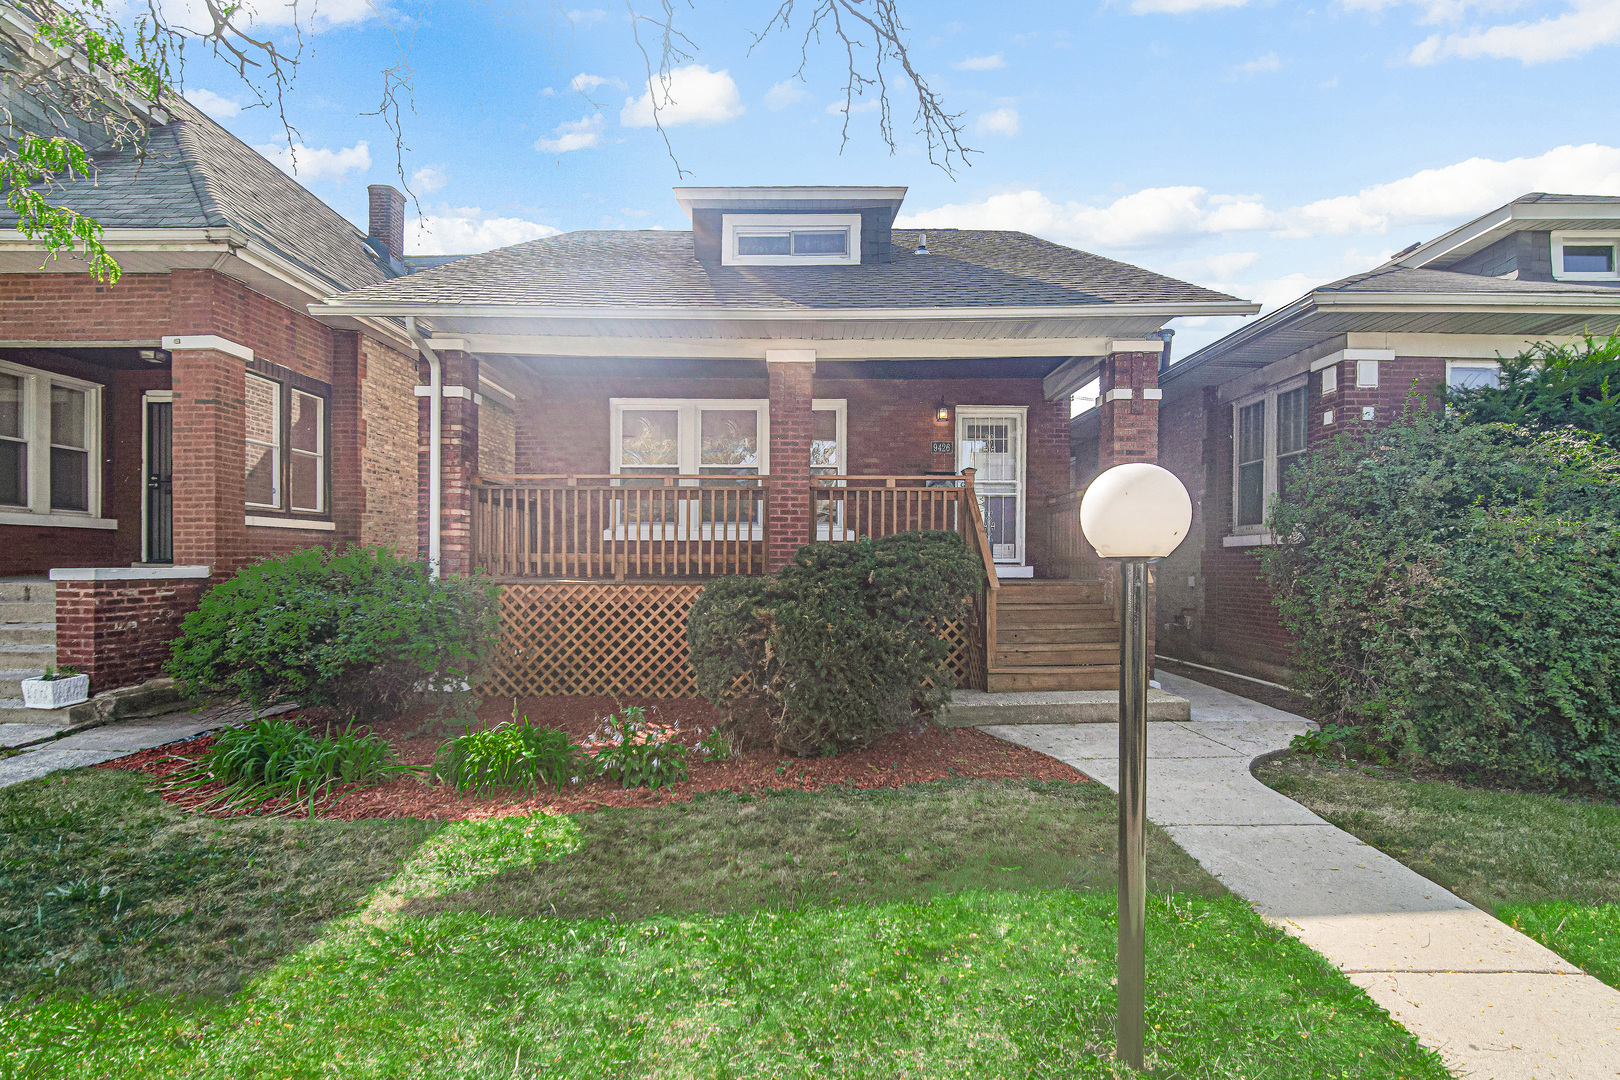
1097 342 1164 471
765 351 815 572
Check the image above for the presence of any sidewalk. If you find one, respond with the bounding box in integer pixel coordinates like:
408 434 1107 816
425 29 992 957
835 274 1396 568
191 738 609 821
0 700 294 789
982 669 1620 1080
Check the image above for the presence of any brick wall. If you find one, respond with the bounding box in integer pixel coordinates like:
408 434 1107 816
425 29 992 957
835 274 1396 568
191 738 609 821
766 360 815 570
1313 356 1445 444
55 577 206 692
359 334 420 554
479 395 517 478
1097 351 1160 470
422 350 480 574
1154 389 1208 659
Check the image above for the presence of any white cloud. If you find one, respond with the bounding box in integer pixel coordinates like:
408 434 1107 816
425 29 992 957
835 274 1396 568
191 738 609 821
182 87 239 118
1130 0 1250 12
148 0 377 31
569 72 625 93
621 65 744 127
974 107 1021 137
1282 142 1620 235
535 114 606 153
565 7 608 23
253 140 370 181
1170 251 1262 283
765 79 808 110
1233 51 1282 74
406 208 561 256
1409 0 1620 63
411 166 448 193
898 187 1273 251
952 53 1006 70
826 97 882 115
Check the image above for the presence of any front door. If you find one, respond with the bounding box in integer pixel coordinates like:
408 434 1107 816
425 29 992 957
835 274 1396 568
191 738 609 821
956 407 1026 566
144 394 173 563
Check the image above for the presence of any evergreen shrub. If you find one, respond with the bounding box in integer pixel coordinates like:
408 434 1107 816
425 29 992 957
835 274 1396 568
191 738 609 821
1260 405 1620 792
688 530 984 755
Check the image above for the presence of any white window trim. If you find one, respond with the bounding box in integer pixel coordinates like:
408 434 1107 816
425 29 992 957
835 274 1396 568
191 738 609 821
1551 230 1620 282
0 358 106 523
289 388 325 513
245 373 282 510
1230 376 1307 539
721 213 862 267
1447 358 1501 385
608 398 772 542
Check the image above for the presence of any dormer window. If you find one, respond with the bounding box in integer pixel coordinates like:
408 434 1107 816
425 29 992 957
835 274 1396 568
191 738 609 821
1552 231 1620 281
722 213 862 266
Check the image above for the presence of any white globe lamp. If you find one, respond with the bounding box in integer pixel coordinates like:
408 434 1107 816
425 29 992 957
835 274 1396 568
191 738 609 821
1078 460 1191 1072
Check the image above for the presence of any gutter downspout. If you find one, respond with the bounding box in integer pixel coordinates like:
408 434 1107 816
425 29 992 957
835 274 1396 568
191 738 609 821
406 316 443 578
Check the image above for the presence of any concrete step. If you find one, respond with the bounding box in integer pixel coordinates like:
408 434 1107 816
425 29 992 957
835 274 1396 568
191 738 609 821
0 600 53 624
0 643 56 665
996 642 1117 667
0 580 53 604
997 581 1105 605
987 665 1120 692
999 626 1117 645
0 670 47 698
997 604 1116 630
0 623 54 645
938 687 1191 726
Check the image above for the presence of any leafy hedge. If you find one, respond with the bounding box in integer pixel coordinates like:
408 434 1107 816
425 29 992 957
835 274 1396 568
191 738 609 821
169 547 499 721
1444 330 1620 449
687 531 985 755
1260 406 1620 792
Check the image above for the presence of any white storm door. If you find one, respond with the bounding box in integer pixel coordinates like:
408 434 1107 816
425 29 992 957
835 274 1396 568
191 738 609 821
957 407 1026 564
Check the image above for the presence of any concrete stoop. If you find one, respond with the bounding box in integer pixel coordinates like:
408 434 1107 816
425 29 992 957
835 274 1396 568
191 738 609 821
0 678 196 751
936 688 1191 727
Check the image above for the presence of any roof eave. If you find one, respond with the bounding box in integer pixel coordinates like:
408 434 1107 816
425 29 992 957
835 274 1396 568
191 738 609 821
310 299 1261 322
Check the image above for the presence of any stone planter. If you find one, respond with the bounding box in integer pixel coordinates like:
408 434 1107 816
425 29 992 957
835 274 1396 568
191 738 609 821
22 672 90 710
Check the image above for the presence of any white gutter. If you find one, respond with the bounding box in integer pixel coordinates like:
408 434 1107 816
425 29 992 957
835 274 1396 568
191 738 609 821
406 316 443 578
311 299 1261 322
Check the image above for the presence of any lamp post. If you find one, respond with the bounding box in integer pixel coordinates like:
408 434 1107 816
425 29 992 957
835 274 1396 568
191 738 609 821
1078 462 1193 1072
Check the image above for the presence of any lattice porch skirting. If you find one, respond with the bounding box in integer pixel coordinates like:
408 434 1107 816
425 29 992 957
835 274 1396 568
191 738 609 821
483 581 981 699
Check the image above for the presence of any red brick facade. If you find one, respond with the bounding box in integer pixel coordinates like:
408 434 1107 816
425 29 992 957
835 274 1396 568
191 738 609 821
1097 350 1161 470
766 359 815 571
54 575 206 692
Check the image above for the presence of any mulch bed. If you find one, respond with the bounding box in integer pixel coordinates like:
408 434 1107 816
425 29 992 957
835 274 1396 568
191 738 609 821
98 696 1085 821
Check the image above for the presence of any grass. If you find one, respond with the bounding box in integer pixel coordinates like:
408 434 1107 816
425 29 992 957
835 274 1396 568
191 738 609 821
0 770 1451 1077
0 767 435 1001
1256 754 1620 987
405 780 1227 922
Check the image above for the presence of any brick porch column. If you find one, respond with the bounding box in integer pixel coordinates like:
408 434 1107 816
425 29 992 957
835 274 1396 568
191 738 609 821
765 350 815 572
165 335 252 581
1096 340 1164 470
419 349 480 575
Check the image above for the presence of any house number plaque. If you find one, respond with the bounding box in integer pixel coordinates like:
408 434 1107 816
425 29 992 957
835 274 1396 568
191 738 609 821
930 440 954 455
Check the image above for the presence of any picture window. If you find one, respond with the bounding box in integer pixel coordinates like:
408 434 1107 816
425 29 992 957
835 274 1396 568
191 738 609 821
244 365 329 516
0 360 104 521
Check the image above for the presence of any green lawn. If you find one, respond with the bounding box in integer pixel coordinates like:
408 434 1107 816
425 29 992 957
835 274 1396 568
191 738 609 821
1256 754 1620 987
2 769 1450 1078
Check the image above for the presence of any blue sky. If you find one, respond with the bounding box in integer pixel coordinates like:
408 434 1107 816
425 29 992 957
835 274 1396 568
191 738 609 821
172 0 1620 368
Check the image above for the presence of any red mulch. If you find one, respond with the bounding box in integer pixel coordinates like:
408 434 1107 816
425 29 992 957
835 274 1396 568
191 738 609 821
98 696 1084 821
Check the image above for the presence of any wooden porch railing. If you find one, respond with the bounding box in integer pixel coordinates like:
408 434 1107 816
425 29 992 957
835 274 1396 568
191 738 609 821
809 473 973 544
474 475 768 580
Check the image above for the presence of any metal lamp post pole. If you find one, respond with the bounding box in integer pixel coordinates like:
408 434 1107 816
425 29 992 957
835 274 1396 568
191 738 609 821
1117 556 1150 1071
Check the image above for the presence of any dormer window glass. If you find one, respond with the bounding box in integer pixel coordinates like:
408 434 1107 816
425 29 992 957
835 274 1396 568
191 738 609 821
722 213 861 266
1551 231 1620 281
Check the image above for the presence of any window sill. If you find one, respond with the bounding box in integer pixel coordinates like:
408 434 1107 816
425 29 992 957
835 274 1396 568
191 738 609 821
245 515 336 531
1222 533 1275 548
0 511 118 530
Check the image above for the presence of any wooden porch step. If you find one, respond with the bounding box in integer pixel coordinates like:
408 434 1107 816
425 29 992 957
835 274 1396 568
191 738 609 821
999 625 1118 645
987 666 1120 692
997 604 1116 630
995 642 1116 668
996 581 1105 605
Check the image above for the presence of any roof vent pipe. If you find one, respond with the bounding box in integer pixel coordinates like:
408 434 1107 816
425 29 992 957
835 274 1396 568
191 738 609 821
1155 328 1175 375
916 232 929 255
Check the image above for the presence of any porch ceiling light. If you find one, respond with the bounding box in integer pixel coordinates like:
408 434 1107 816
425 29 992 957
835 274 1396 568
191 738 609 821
1079 462 1191 559
934 397 950 422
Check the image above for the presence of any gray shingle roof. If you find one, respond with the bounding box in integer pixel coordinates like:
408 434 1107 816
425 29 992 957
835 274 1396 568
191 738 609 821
330 227 1241 309
1319 265 1620 295
1 96 391 294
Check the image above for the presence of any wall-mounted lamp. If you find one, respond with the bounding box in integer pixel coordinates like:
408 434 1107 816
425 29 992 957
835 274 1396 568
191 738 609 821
935 397 950 422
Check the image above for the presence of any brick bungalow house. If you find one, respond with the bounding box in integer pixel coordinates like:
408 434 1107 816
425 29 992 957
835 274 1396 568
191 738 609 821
312 185 1257 697
1076 193 1620 685
0 69 451 696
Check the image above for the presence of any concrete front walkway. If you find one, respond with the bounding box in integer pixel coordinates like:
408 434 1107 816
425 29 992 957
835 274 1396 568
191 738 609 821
0 701 296 789
982 670 1620 1080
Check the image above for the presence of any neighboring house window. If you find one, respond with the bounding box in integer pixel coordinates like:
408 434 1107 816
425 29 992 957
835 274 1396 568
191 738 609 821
721 214 862 267
245 363 331 517
1551 231 1620 282
245 373 281 508
1231 377 1308 534
0 360 105 523
1447 359 1501 391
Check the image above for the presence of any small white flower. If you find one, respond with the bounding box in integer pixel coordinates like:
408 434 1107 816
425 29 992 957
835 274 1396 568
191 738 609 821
571 776 580 784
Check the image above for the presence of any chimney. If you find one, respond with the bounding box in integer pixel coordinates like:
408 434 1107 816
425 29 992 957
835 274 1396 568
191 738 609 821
367 184 406 264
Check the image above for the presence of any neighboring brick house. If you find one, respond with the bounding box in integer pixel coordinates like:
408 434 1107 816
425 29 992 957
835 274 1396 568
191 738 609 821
0 44 460 693
1073 193 1620 684
312 185 1257 695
